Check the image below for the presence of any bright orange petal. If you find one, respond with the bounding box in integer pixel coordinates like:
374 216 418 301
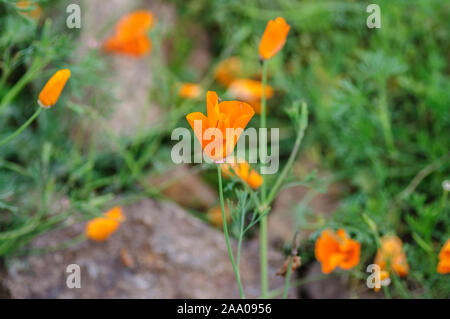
258 17 290 60
85 206 124 242
38 69 71 108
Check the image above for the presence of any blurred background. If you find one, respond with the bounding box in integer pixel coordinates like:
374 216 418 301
0 0 449 298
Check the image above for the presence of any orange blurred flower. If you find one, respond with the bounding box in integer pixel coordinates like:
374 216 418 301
38 69 71 108
221 159 263 189
16 0 42 20
214 57 242 87
229 79 274 114
437 239 450 274
374 270 390 292
374 235 409 277
179 83 202 99
85 206 125 242
207 204 231 228
315 229 361 274
103 10 155 57
259 17 290 60
186 91 255 162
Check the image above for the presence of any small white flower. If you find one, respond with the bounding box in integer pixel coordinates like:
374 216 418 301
443 180 450 192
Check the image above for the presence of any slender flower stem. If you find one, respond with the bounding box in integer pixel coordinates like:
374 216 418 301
259 60 269 298
282 256 294 299
217 165 245 299
263 103 308 208
0 107 43 148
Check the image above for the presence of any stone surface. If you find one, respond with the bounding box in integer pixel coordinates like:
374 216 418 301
4 199 295 299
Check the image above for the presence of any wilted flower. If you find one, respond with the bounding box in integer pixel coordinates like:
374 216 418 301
374 235 409 277
38 69 71 108
103 10 155 57
85 206 125 242
437 239 450 274
186 91 255 162
315 229 361 274
178 83 202 99
221 159 263 189
259 17 290 60
214 57 242 87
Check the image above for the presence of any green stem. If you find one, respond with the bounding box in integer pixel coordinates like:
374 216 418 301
259 60 269 298
217 165 245 299
263 103 308 208
0 57 44 113
282 256 294 299
0 107 42 148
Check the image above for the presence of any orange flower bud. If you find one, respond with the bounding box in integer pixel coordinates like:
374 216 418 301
178 83 202 99
38 69 71 108
207 204 231 228
315 229 360 274
85 206 125 242
221 159 263 189
258 17 290 60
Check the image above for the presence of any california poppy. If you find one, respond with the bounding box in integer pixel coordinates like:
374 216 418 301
221 159 263 189
229 79 274 114
85 206 125 242
16 0 42 19
437 239 450 274
229 79 274 102
374 235 409 277
186 91 255 162
38 69 71 108
103 10 155 57
374 270 391 292
315 229 361 274
259 17 290 60
214 57 242 87
179 83 202 99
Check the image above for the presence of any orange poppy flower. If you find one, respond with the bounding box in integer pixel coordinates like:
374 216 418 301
229 79 274 102
259 17 290 60
437 239 450 274
315 229 361 274
103 10 155 57
186 91 255 162
85 206 125 242
179 83 202 99
214 57 242 87
38 69 71 108
229 79 274 114
16 0 42 19
374 235 409 277
221 159 263 189
207 204 231 228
